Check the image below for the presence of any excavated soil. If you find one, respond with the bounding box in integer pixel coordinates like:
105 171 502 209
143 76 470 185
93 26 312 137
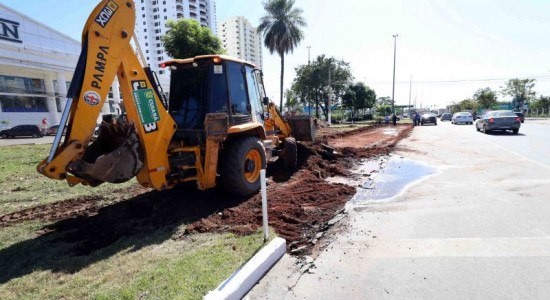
0 124 412 256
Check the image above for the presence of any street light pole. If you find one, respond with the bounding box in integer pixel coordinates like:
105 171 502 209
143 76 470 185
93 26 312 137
328 67 332 125
307 46 311 115
392 34 398 114
408 75 412 115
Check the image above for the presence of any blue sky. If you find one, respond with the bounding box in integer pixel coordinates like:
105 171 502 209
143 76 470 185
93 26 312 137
3 0 550 109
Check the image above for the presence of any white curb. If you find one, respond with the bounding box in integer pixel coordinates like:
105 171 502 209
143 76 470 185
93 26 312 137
204 237 286 300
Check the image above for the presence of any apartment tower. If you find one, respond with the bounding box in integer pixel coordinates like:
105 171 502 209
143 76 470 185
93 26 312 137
134 0 217 87
218 16 263 70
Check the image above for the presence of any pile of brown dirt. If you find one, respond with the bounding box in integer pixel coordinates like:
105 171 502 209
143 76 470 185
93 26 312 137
184 124 413 253
0 124 412 256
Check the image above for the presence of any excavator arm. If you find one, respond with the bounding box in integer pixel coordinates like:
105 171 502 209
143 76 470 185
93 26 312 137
37 0 176 190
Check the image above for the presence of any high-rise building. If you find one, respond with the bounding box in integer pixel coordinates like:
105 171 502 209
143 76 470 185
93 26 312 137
134 0 217 88
218 16 263 70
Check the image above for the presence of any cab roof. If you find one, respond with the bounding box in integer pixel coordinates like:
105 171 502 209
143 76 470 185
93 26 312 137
163 54 257 69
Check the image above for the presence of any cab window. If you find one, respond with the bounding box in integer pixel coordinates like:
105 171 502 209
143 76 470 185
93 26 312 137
245 66 263 123
227 62 250 116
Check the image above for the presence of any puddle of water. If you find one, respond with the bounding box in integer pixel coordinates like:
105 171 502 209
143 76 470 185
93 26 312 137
350 155 437 206
326 158 384 186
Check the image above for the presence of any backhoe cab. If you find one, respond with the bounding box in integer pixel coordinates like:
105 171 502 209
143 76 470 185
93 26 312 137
37 0 315 197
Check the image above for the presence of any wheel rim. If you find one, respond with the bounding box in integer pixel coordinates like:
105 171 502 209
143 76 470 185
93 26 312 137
244 149 262 183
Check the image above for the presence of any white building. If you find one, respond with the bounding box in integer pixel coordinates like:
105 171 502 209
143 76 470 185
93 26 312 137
0 3 121 129
218 16 263 70
134 0 217 88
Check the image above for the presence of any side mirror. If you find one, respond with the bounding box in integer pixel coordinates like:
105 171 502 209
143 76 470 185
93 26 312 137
263 97 269 105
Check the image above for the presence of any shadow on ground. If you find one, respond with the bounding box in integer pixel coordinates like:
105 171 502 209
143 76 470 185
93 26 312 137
0 184 247 284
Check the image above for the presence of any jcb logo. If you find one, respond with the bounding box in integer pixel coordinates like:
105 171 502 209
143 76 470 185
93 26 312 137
95 1 119 28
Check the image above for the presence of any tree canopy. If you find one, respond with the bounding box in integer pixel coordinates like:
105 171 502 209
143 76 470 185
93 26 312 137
473 87 498 109
258 0 306 111
530 95 550 112
161 19 224 59
342 82 376 118
290 55 353 119
501 78 536 111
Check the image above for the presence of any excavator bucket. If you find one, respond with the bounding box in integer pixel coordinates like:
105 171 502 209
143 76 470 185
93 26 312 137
287 115 317 142
67 121 143 186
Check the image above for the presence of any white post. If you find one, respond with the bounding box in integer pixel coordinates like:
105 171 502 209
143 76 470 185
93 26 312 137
260 169 268 241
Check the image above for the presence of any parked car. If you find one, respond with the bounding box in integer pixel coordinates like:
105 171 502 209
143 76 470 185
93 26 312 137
0 124 45 138
514 112 525 123
475 110 521 134
420 113 437 125
440 113 452 121
46 124 67 136
451 112 474 124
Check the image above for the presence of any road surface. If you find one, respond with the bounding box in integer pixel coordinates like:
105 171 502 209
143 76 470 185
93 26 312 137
247 119 550 299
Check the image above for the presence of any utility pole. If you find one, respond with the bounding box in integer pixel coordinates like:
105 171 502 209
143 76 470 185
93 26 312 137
408 75 412 115
392 34 398 114
307 46 311 115
327 67 332 126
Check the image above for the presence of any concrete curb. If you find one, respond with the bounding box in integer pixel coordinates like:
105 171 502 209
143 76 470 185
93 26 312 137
204 237 286 300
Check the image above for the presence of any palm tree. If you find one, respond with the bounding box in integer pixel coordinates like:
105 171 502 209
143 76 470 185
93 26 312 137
258 0 306 112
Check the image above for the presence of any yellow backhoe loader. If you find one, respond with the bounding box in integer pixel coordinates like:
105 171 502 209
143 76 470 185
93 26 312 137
37 0 315 196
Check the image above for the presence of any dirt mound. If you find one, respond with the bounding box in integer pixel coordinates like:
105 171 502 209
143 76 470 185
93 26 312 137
0 124 412 256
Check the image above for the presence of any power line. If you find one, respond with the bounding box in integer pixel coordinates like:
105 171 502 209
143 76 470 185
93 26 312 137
369 75 550 85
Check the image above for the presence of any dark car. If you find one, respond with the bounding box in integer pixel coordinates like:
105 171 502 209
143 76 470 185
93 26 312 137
0 124 45 138
475 110 521 134
514 112 525 123
46 124 67 136
440 113 452 121
421 113 437 125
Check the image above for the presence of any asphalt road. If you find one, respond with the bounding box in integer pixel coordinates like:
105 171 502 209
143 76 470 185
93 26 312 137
0 135 55 146
248 118 550 299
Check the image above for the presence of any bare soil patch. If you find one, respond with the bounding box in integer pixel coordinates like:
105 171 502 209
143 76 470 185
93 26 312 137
1 124 412 255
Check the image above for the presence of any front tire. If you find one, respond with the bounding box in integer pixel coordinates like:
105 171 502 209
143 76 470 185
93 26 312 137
512 129 519 134
281 137 298 169
220 136 267 197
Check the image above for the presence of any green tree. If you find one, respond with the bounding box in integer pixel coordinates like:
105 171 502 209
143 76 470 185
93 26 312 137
530 95 550 114
342 82 376 118
473 87 498 110
258 0 306 112
290 55 353 119
284 88 302 112
377 96 392 105
376 104 392 116
162 19 224 59
501 78 536 111
457 99 477 111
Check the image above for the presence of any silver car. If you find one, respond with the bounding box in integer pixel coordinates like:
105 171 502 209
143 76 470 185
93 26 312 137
475 110 521 134
451 112 473 125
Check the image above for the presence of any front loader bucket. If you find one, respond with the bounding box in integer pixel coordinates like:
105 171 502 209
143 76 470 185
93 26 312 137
67 122 143 186
287 115 317 142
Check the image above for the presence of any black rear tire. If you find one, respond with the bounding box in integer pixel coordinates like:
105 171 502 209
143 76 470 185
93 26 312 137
220 136 266 197
1 133 7 139
281 137 298 169
512 129 519 134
